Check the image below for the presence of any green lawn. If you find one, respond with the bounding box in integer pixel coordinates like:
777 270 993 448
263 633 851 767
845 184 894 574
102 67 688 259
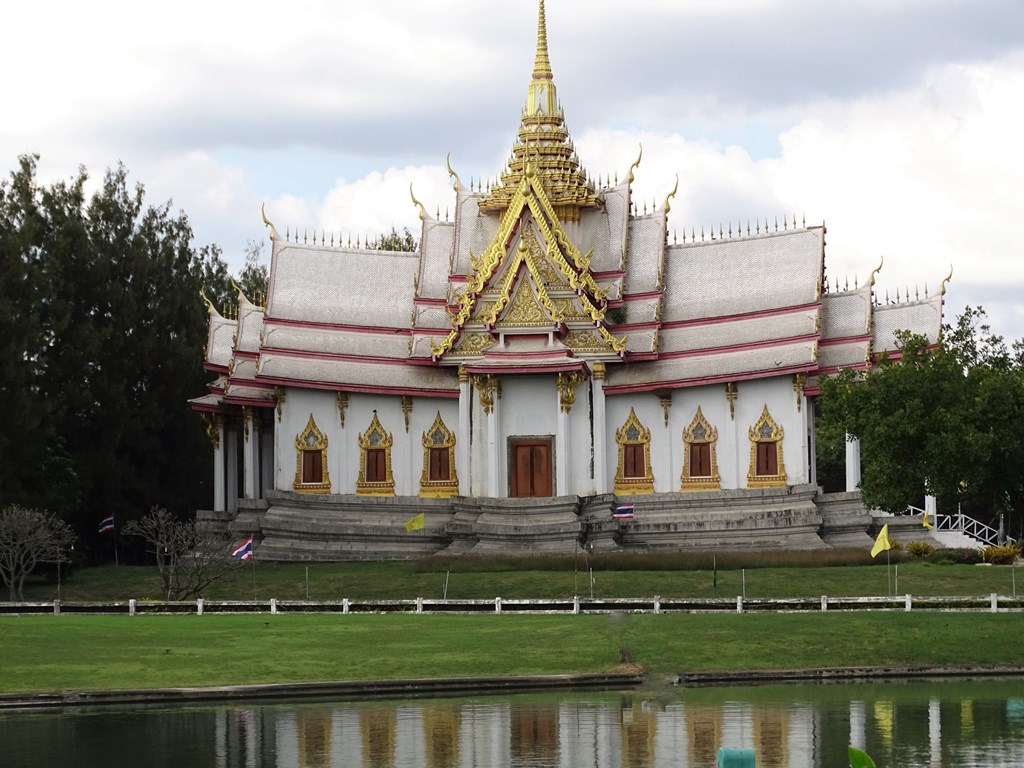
2 612 1022 694
20 559 1023 602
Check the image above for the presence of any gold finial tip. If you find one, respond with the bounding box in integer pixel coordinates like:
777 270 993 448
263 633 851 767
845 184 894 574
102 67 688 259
532 0 552 80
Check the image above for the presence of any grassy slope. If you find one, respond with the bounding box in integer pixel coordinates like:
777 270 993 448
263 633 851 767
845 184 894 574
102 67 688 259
2 612 1023 694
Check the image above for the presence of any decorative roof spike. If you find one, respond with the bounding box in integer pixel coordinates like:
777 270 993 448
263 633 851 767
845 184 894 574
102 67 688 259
728 222 733 238
303 229 307 244
925 283 929 298
691 227 696 242
700 225 705 242
347 233 352 247
445 207 450 222
285 224 290 241
719 224 724 240
802 213 807 228
747 220 751 236
755 219 761 235
774 215 779 232
844 276 849 291
915 285 920 301
854 275 859 289
356 234 360 248
643 200 648 215
673 230 678 245
614 170 619 185
885 289 890 304
784 213 789 230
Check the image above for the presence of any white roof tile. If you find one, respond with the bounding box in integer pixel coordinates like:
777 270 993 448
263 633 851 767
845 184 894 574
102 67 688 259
821 287 871 339
607 338 816 389
663 228 822 322
207 315 237 367
263 324 412 359
624 215 665 295
660 309 817 354
268 243 418 328
259 353 458 392
873 296 942 351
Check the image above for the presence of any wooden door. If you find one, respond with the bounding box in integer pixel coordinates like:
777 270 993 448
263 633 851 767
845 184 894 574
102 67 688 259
510 439 553 497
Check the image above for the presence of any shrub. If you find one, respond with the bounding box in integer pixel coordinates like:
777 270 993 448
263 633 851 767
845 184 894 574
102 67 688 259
980 543 1022 565
927 547 983 565
906 541 934 559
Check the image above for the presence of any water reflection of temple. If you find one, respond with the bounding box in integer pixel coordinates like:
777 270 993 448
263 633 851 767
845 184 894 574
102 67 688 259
209 690 1024 768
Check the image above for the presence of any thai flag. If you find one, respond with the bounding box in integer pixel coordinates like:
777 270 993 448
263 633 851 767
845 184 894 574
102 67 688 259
612 504 634 520
231 536 254 560
98 515 115 534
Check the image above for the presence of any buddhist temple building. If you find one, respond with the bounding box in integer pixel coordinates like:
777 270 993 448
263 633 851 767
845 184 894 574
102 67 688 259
190 1 945 559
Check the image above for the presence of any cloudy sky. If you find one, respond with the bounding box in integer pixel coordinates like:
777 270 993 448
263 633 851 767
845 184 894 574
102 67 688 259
4 0 1023 340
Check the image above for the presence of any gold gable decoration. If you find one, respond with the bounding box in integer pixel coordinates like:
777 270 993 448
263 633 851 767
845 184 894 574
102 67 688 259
681 407 721 492
613 407 654 495
419 411 459 498
293 414 331 494
356 410 395 496
747 405 787 489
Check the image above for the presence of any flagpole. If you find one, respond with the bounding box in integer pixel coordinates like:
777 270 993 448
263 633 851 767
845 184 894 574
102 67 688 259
886 549 892 596
113 519 119 568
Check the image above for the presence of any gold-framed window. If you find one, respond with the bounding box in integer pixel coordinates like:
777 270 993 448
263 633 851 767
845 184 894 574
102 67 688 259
681 406 720 492
356 410 395 496
293 414 331 494
747 405 787 488
419 411 459 498
613 407 654 495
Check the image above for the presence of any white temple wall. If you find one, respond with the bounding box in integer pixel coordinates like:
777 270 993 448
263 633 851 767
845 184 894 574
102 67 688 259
276 388 459 496
730 376 808 487
671 387 733 491
276 387 338 492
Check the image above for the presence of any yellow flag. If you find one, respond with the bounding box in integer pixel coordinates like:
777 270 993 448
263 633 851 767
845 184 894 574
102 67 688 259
922 510 933 529
871 524 892 558
404 512 425 532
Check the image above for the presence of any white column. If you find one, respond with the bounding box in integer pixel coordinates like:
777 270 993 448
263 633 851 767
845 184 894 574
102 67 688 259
845 434 862 492
458 368 471 495
260 424 274 495
213 416 226 512
592 364 608 494
487 384 501 497
555 385 569 496
807 400 818 487
925 494 937 516
242 408 258 499
225 421 238 513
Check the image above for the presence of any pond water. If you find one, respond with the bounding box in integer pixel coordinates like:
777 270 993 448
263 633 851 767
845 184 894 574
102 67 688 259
2 679 1022 767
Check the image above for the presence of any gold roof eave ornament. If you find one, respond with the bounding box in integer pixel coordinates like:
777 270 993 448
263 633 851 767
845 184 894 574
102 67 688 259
201 290 217 317
940 264 953 296
410 184 428 221
446 153 462 191
661 174 679 214
627 144 643 185
261 202 277 241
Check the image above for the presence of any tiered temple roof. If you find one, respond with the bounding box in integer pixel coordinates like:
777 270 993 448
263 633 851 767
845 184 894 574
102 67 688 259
192 0 943 415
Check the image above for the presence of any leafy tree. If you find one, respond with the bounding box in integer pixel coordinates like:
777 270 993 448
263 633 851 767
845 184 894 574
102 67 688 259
0 155 234 545
368 226 418 253
819 307 1024 538
0 504 75 601
122 506 245 600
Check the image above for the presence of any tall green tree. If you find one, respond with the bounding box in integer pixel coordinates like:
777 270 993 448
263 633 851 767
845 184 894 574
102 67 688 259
818 307 1024 538
0 156 233 545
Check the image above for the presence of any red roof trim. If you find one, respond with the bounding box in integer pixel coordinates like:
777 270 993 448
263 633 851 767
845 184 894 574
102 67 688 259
254 376 459 398
621 290 663 302
819 334 871 347
604 363 818 394
659 302 820 331
656 333 819 360
264 317 411 336
259 347 412 366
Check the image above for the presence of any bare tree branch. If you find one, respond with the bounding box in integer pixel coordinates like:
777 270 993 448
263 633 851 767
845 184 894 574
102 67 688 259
0 505 75 601
122 506 246 600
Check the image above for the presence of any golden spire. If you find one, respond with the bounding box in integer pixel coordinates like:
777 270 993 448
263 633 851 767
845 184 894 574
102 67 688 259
533 0 552 81
479 0 602 222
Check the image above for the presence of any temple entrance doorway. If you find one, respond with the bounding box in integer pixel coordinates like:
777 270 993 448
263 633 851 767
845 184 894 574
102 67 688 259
509 438 553 497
